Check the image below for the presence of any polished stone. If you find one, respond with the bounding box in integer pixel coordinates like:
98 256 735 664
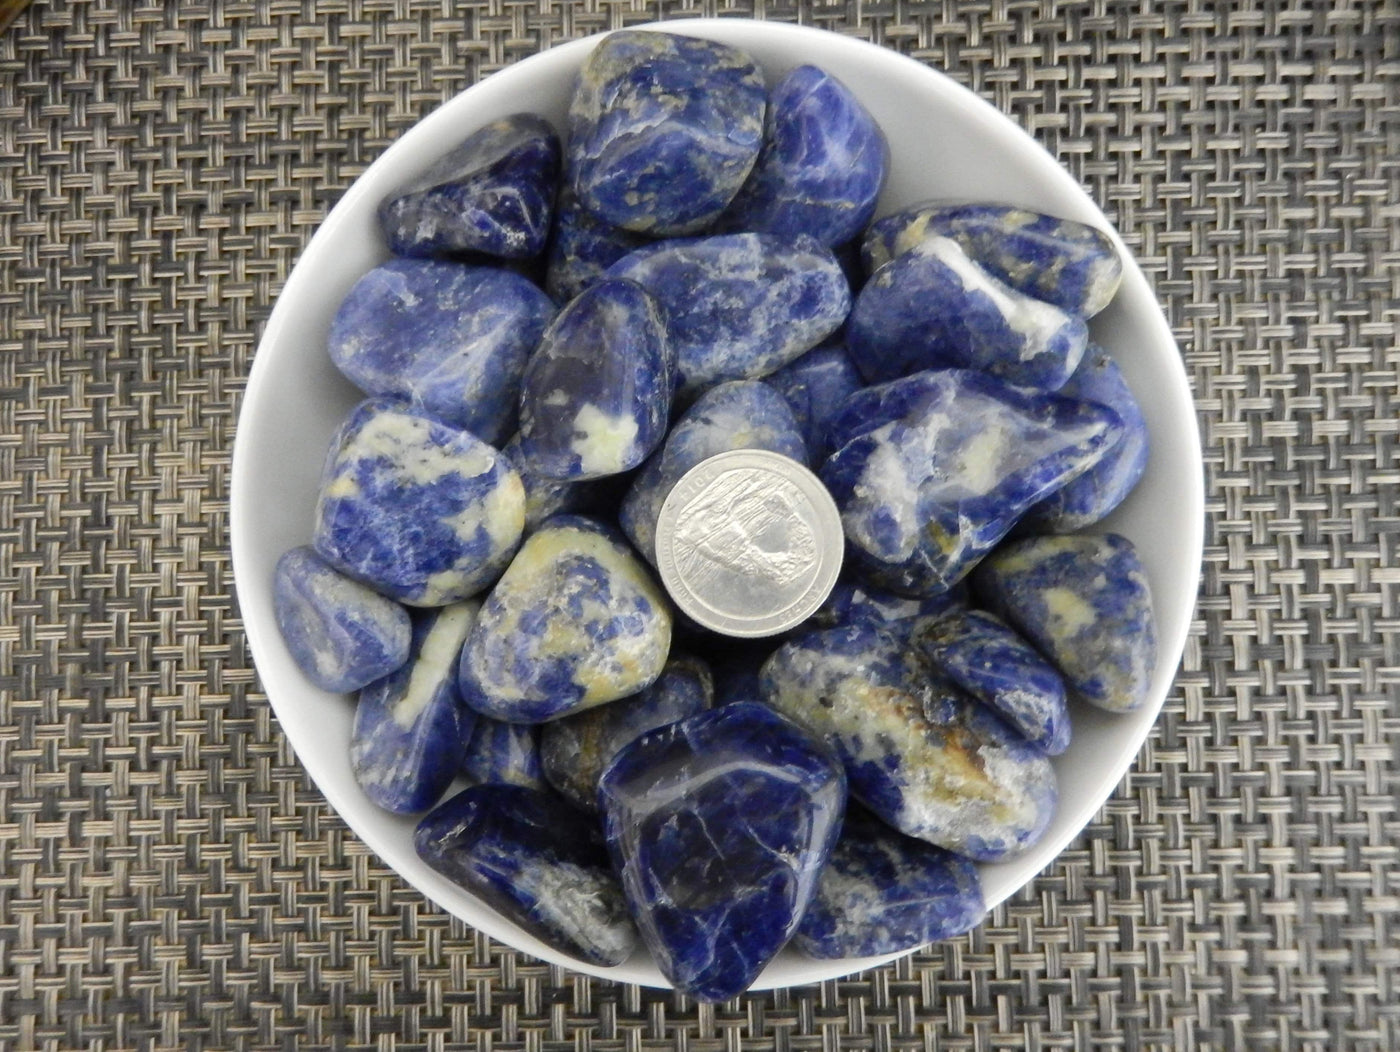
327 259 556 443
862 203 1123 317
459 714 547 790
718 65 886 248
460 516 673 722
540 654 713 812
763 343 865 464
607 233 851 396
761 624 1057 861
599 702 845 1001
793 805 985 958
819 369 1122 596
849 236 1088 390
274 546 412 692
567 31 766 236
973 533 1157 714
517 278 673 481
378 113 560 261
416 784 637 966
313 399 525 606
544 185 653 304
351 602 479 814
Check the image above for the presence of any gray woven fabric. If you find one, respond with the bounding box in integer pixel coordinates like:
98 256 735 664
1 0 1397 1049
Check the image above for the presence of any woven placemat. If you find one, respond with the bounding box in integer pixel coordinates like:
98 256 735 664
1 0 1397 1049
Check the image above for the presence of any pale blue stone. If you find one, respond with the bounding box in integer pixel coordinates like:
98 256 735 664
819 369 1122 596
808 580 966 643
620 380 808 565
273 546 412 692
327 260 556 444
719 65 887 248
568 31 766 235
973 533 1157 714
1021 346 1149 532
351 602 479 814
459 714 547 790
607 233 850 396
763 343 864 464
313 399 525 607
545 185 654 304
378 113 560 260
862 202 1123 317
849 236 1087 390
793 806 985 959
599 702 846 1001
761 624 1057 862
517 278 674 481
539 654 713 812
460 516 673 723
416 784 638 966
911 609 1071 755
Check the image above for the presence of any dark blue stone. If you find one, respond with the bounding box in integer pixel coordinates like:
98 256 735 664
459 714 547 790
415 784 638 966
545 185 654 304
567 31 766 236
540 654 713 812
327 260 556 444
973 533 1157 714
911 610 1071 755
761 624 1057 861
498 433 592 531
819 369 1122 596
620 381 808 565
378 113 560 261
273 546 412 692
313 399 525 607
793 806 985 959
517 278 674 481
607 233 850 396
862 203 1123 317
763 343 865 465
1020 345 1149 532
460 516 673 722
718 65 886 248
351 602 480 814
807 579 966 643
848 236 1087 390
599 702 846 1001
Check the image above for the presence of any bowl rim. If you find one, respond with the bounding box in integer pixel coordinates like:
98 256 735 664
230 17 1205 991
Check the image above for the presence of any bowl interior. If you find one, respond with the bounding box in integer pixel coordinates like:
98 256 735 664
230 19 1204 990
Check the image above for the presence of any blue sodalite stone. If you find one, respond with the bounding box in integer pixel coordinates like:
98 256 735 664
862 202 1123 318
459 714 547 790
567 31 766 236
819 369 1122 596
807 579 966 643
761 624 1057 861
540 654 713 812
973 533 1157 714
460 515 672 722
792 806 985 959
718 65 886 248
545 185 654 304
416 784 637 966
911 610 1070 755
599 702 846 1001
763 343 865 464
313 399 525 607
1021 345 1149 532
498 433 591 531
607 233 850 396
327 260 556 443
517 278 673 481
378 114 560 261
274 546 412 692
848 236 1087 390
620 381 808 564
351 602 480 814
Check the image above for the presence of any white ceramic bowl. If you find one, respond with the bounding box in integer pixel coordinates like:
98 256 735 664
231 19 1204 990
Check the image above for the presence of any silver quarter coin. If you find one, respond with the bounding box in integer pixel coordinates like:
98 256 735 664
654 449 844 638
